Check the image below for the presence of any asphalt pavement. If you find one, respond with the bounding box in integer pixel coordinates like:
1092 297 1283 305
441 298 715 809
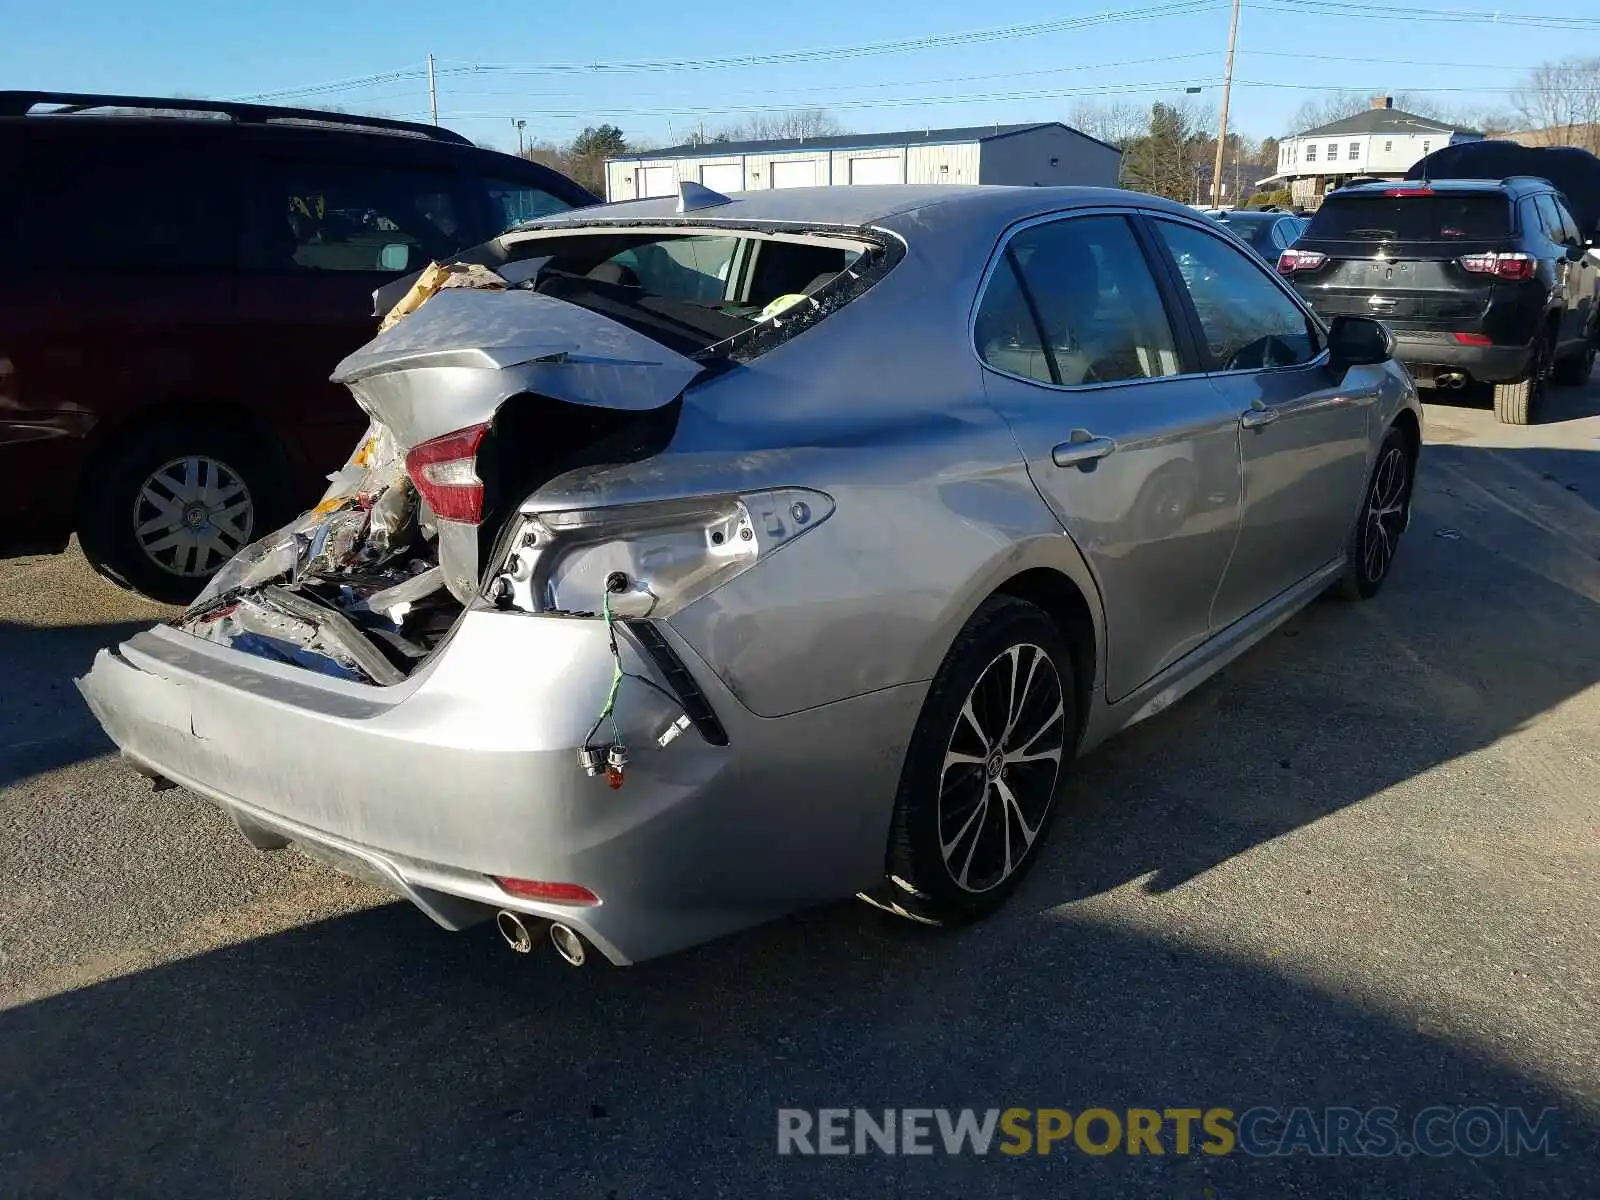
2 378 1599 1198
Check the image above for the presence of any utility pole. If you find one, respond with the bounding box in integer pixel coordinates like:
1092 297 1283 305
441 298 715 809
1210 0 1241 208
427 53 439 126
512 119 527 155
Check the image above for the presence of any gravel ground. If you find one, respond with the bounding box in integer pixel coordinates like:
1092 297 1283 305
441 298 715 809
2 380 1598 1199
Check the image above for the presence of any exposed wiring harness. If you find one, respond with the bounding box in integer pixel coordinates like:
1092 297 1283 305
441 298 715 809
578 586 630 788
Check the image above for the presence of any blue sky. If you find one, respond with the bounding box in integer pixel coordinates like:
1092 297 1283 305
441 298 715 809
2 0 1589 153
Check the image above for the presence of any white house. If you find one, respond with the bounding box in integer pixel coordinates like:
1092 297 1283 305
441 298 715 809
604 122 1121 202
1264 98 1483 208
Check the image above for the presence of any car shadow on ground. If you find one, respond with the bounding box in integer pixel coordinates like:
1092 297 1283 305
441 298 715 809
0 619 153 790
2 443 1599 1197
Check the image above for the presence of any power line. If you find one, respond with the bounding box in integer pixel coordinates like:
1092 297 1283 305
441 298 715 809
234 68 427 102
1254 0 1600 27
433 78 1223 122
432 2 1222 78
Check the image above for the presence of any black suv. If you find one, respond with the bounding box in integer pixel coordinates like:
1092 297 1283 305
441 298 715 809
1279 177 1598 424
0 92 598 600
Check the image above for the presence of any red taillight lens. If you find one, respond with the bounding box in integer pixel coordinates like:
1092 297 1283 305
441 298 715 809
1277 248 1327 274
1452 332 1493 346
404 423 488 523
1458 252 1535 282
493 877 600 906
1382 186 1433 197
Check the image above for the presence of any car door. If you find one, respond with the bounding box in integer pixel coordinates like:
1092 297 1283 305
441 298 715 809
1546 194 1597 349
975 211 1245 702
236 149 478 479
1145 213 1377 630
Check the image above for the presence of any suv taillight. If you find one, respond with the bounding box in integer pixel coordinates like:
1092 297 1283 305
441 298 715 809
404 423 488 523
1277 248 1327 274
1458 252 1535 282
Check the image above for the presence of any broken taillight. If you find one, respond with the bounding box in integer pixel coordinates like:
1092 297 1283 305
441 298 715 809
1277 248 1327 274
405 423 488 523
493 878 600 906
1457 252 1535 282
492 488 836 619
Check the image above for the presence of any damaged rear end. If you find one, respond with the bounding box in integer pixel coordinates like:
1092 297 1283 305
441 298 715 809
176 285 702 684
77 216 906 964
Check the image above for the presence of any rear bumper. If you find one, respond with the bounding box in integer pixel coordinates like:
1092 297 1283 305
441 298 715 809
1390 334 1534 385
77 610 920 964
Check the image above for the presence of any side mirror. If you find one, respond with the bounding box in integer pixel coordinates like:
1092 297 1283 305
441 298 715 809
1327 314 1394 367
379 243 411 272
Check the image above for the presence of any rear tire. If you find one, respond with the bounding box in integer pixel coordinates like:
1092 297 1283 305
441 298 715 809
871 596 1077 925
79 420 289 605
1493 330 1553 424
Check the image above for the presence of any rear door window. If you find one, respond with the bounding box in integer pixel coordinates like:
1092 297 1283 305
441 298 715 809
249 160 471 274
975 214 1181 386
14 137 237 270
1306 193 1512 241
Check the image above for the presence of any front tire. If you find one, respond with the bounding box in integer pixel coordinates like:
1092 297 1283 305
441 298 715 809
1334 424 1414 602
79 421 288 604
1552 339 1596 388
874 597 1077 925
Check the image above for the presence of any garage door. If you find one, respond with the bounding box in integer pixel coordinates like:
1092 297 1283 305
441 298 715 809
770 160 817 189
699 163 744 193
638 166 678 198
848 156 901 185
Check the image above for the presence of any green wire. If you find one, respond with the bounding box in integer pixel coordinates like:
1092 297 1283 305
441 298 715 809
597 589 625 748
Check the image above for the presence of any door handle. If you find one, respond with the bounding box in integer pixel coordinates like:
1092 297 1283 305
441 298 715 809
1239 404 1279 429
1052 435 1117 468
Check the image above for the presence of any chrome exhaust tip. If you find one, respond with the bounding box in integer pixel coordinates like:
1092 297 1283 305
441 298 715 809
496 910 540 954
549 922 588 967
1436 371 1467 390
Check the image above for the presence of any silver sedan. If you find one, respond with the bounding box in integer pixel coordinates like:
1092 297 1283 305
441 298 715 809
79 184 1421 966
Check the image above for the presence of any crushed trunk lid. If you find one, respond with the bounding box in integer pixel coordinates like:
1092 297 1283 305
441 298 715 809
331 286 705 450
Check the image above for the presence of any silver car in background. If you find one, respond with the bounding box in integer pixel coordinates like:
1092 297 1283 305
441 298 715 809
79 184 1421 966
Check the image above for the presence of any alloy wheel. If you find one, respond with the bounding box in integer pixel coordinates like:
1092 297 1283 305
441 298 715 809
1361 444 1410 585
937 643 1067 893
132 456 256 578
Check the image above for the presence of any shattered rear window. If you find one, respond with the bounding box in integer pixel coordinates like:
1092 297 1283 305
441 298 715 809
495 225 902 364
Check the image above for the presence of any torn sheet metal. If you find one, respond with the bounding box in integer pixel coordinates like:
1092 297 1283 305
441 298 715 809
189 422 418 613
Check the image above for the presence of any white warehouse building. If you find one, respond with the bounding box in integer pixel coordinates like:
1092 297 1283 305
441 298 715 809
604 122 1122 202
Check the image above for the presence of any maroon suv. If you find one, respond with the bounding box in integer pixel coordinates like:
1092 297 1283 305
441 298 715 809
0 91 598 601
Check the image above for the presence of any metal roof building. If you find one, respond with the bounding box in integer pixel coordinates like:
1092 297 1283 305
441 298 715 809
604 122 1122 202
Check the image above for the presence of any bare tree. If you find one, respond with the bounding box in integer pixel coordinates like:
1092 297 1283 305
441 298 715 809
1288 90 1450 133
1067 100 1148 148
1511 56 1600 153
712 107 844 142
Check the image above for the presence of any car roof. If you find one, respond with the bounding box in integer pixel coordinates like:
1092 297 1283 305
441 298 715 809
1328 177 1547 198
0 90 471 146
519 184 1205 232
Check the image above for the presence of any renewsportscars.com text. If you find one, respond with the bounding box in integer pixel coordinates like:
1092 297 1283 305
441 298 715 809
777 1106 1558 1158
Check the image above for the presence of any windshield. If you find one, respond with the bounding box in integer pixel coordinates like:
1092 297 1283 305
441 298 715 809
1306 193 1511 241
